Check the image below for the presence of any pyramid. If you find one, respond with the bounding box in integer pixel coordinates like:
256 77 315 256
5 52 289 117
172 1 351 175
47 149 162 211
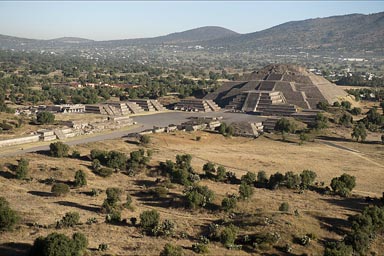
205 64 349 114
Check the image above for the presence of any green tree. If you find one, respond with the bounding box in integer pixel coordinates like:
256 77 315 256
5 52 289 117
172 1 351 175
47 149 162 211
300 170 317 189
102 187 122 213
203 162 216 178
160 243 184 256
15 157 29 179
0 197 20 231
221 196 237 212
279 202 290 212
256 171 268 187
239 182 254 200
185 185 215 209
74 170 87 187
49 142 69 158
314 112 328 130
30 232 88 256
331 173 356 197
274 118 296 140
56 212 80 228
36 111 55 124
351 123 367 142
220 224 238 247
51 183 70 197
140 209 160 234
241 171 256 185
140 135 151 145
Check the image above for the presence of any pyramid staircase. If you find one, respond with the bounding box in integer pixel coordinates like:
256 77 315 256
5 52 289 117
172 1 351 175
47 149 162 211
174 99 221 112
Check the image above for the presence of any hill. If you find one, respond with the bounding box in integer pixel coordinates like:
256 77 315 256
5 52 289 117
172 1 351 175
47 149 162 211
0 12 383 53
206 12 384 52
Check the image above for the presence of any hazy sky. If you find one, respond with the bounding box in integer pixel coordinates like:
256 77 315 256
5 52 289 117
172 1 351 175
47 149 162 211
0 1 383 40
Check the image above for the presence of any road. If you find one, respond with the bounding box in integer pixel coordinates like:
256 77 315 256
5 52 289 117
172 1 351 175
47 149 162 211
0 111 265 157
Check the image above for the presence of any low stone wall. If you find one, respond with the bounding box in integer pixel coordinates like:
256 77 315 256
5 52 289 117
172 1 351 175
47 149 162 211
0 135 40 148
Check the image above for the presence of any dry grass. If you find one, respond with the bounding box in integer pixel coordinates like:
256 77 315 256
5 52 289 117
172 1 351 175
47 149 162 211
0 131 383 255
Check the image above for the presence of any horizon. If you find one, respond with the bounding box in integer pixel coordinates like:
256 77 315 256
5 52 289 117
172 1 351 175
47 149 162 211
0 1 383 41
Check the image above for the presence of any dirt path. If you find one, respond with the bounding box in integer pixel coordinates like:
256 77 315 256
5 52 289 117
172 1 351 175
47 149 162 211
318 139 384 169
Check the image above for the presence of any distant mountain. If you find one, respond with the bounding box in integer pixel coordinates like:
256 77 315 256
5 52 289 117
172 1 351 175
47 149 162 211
48 37 94 44
0 12 383 53
206 12 384 51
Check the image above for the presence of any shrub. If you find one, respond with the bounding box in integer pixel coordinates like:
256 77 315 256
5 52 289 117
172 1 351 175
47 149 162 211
160 243 184 256
36 111 55 124
221 196 237 212
192 243 209 254
338 113 353 127
102 187 122 213
216 166 226 182
98 243 108 251
106 150 127 170
154 219 176 237
140 135 151 145
241 171 256 185
124 194 133 208
51 183 70 197
94 167 113 177
220 224 238 247
151 186 168 199
49 142 69 158
30 232 88 256
239 182 254 200
127 149 150 173
15 157 29 179
316 101 330 111
313 112 328 130
91 159 101 171
256 171 268 187
184 185 215 209
279 202 290 212
56 212 80 228
140 209 160 234
0 197 20 231
71 150 81 159
351 122 367 142
274 118 297 135
105 211 121 223
350 107 362 115
203 162 216 177
341 101 351 110
284 171 301 189
268 172 284 189
74 170 87 187
324 241 353 256
330 173 356 197
300 170 317 189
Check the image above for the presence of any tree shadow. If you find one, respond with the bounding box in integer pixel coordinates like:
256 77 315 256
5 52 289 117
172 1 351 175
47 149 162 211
316 135 351 142
314 215 351 236
28 190 52 197
0 170 16 179
54 201 100 213
0 242 32 256
34 150 51 156
132 190 185 209
321 197 368 212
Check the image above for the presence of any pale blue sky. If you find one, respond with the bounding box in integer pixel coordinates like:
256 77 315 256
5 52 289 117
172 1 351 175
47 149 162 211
0 1 383 40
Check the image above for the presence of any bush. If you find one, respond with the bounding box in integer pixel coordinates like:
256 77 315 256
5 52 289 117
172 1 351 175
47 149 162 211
351 122 367 142
203 162 216 177
74 170 87 187
15 157 29 179
49 142 69 158
124 194 133 208
256 171 268 187
94 167 113 177
350 107 362 115
51 183 70 197
316 101 330 111
239 182 254 200
98 243 108 251
241 171 256 185
284 171 301 189
140 135 151 145
30 232 88 256
184 185 215 209
140 209 160 234
341 101 351 110
300 170 317 189
279 202 290 212
71 150 81 159
56 212 80 228
36 111 55 124
268 172 285 189
216 166 226 182
0 197 20 231
106 150 127 170
220 224 238 247
221 196 237 212
330 173 356 197
160 243 184 256
105 211 121 223
102 187 122 213
324 241 353 256
91 159 101 171
192 243 209 254
127 149 150 173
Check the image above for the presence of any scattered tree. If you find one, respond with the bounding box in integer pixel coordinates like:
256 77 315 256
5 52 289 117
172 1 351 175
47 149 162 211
0 197 20 231
15 157 29 179
160 243 184 256
331 173 356 197
49 142 69 158
74 170 87 187
51 183 70 197
239 182 254 200
351 123 367 142
36 111 55 124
